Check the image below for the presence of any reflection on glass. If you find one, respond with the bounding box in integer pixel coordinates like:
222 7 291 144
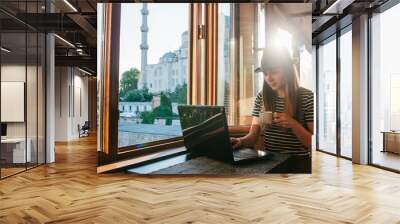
118 3 189 147
318 37 337 154
340 29 352 158
371 4 400 171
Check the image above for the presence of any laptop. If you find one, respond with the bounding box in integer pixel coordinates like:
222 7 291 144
178 105 271 164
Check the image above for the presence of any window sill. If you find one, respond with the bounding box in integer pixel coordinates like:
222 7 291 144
229 125 250 136
98 126 251 173
118 137 183 154
97 146 187 173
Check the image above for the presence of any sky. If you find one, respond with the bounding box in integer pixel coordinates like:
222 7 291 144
119 3 189 76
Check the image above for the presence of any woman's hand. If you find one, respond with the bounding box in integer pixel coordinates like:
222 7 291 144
230 137 242 149
273 112 296 129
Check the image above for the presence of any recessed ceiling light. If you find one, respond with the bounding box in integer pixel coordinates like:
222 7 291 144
1 47 11 53
63 0 78 12
322 0 354 15
78 67 92 76
54 34 75 48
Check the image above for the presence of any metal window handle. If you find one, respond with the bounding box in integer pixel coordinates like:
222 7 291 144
198 25 206 39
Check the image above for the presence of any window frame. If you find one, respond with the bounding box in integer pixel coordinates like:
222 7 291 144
98 3 216 166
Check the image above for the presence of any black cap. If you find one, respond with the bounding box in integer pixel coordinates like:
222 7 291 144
255 47 293 73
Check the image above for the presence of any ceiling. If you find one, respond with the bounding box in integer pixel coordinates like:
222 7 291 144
0 0 395 74
0 0 97 75
311 0 390 44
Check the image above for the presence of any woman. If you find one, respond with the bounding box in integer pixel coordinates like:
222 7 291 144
231 48 314 173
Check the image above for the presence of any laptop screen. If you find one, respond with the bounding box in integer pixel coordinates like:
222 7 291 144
177 105 233 162
178 105 224 131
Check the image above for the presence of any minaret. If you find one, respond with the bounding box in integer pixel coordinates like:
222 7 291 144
140 3 149 88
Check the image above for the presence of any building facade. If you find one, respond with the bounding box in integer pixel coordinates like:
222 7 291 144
138 31 188 94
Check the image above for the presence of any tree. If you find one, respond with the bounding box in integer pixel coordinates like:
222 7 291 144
120 68 140 97
142 87 153 101
153 93 173 117
167 83 187 104
122 88 153 102
155 93 173 125
140 111 155 124
124 89 144 102
140 93 173 125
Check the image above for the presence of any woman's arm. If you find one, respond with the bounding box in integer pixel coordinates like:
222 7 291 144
231 117 261 149
232 91 264 149
273 113 313 149
290 121 313 149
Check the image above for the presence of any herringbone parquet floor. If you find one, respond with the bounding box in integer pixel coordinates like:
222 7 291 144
1 136 400 224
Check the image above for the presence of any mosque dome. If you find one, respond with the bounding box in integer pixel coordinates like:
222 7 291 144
160 52 177 63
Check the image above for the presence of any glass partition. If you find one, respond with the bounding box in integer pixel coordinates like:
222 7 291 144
1 31 28 177
0 1 46 179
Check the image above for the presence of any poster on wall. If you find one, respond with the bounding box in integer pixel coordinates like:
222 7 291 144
97 3 313 174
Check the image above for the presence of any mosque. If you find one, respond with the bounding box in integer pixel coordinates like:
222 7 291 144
137 3 188 94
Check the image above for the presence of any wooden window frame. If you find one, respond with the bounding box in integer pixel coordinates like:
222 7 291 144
98 3 210 165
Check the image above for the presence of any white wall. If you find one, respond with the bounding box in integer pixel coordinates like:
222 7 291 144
71 73 89 138
55 67 89 141
55 67 68 141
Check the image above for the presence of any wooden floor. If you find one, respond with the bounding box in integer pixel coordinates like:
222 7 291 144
1 164 45 178
1 167 26 178
1 136 400 223
372 150 400 171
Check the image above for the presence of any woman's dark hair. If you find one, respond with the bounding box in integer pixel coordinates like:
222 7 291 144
261 48 300 117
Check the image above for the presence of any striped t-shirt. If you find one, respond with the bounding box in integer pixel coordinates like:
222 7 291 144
252 87 314 155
